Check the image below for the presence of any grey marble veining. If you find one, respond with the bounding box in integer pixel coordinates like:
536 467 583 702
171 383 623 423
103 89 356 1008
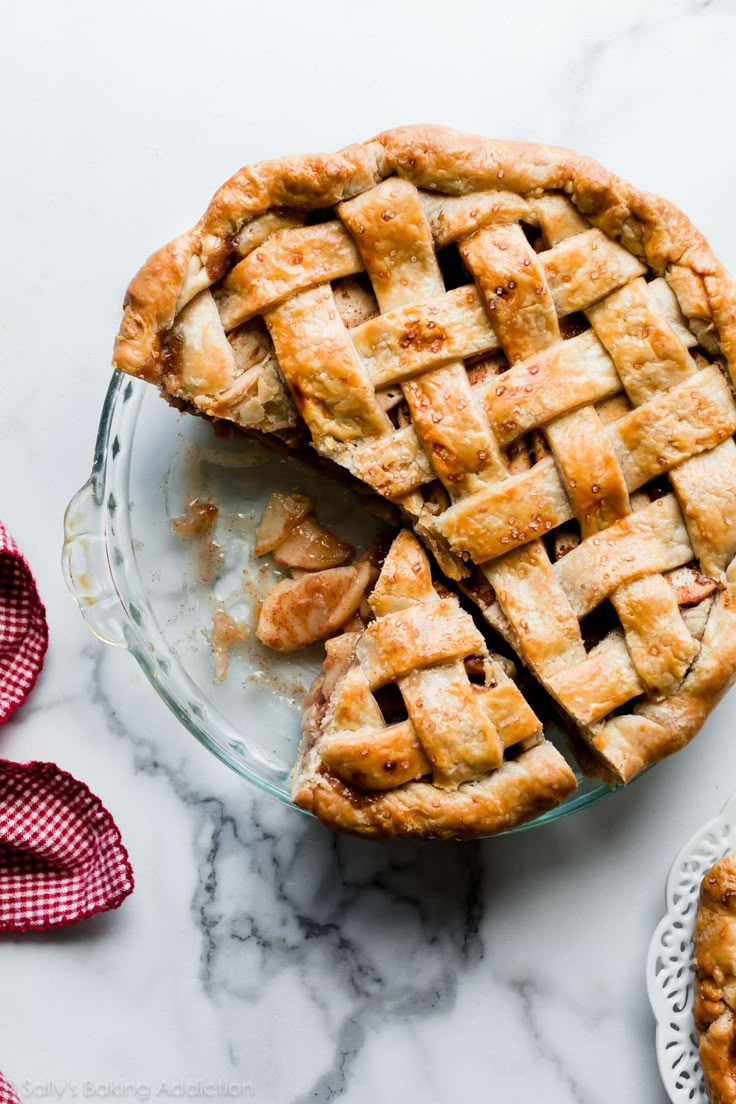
2 0 736 1100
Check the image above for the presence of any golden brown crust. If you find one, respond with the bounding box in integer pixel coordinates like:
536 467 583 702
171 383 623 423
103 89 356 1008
290 531 576 838
113 125 736 386
113 141 387 379
592 566 736 782
294 669 576 839
694 854 736 1104
294 743 576 840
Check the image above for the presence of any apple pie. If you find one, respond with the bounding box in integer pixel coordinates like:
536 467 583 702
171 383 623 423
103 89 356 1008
113 126 736 836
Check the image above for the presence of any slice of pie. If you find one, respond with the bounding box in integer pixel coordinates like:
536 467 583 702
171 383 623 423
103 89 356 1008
113 126 736 833
694 854 736 1104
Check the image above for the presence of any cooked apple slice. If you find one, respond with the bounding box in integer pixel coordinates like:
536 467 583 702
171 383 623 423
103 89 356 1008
254 492 311 556
273 517 354 570
171 498 219 540
257 563 371 652
666 564 719 606
211 609 249 683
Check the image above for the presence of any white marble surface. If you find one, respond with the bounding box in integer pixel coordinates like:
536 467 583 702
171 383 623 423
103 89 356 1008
1 0 736 1100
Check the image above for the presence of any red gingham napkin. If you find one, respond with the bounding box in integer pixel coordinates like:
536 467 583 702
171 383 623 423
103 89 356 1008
0 518 135 931
0 760 134 932
0 522 133 929
0 522 48 724
0 1072 20 1104
0 524 135 1100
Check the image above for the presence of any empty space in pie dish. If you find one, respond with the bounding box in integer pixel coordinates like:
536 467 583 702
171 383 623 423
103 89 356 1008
127 387 391 779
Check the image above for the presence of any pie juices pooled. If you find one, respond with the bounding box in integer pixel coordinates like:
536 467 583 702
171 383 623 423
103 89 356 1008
113 127 736 837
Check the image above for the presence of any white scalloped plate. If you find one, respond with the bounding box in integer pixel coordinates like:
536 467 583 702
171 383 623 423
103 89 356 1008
647 790 736 1102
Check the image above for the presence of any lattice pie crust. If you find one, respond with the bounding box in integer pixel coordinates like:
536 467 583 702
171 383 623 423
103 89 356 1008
113 127 736 837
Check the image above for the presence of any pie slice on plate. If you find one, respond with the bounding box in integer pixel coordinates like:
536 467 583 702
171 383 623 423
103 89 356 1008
694 854 736 1104
113 126 736 836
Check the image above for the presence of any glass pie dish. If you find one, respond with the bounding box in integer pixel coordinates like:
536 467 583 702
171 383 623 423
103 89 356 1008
62 372 616 833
